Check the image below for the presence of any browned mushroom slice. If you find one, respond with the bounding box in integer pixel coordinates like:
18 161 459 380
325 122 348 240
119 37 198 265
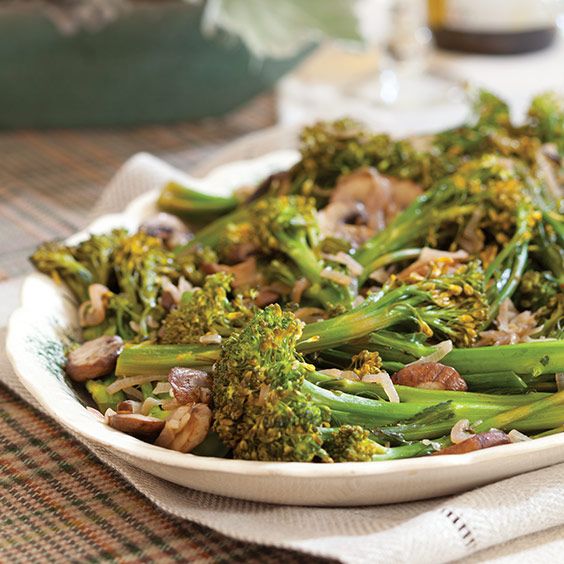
66 335 124 382
155 403 212 453
433 430 511 455
391 362 468 392
255 288 280 308
107 413 165 439
332 168 392 231
116 400 142 414
317 201 374 247
168 367 212 405
317 167 423 247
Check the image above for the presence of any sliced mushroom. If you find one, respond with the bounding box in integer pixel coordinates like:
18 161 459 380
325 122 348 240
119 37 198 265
317 201 374 247
318 168 422 247
107 413 165 439
116 400 142 414
255 288 280 307
332 168 392 231
433 430 511 455
220 257 260 289
140 213 192 249
66 335 124 382
168 367 212 405
155 403 212 453
391 362 468 392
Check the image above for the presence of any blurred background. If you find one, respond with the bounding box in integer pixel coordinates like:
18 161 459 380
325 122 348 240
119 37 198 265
1 0 564 277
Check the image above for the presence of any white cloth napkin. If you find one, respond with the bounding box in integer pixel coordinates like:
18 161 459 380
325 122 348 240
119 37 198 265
2 152 564 564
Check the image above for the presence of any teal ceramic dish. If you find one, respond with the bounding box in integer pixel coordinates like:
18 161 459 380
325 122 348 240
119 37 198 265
0 2 306 128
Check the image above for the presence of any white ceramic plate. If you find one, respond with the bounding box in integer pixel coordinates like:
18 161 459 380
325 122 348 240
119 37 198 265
6 151 564 507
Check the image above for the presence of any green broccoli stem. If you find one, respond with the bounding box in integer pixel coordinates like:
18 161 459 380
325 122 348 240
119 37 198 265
308 372 543 407
371 439 447 461
485 243 529 321
373 391 564 460
385 389 564 441
355 199 476 284
366 330 564 377
473 389 564 433
533 425 564 439
297 287 424 354
302 379 543 430
445 341 564 376
302 380 428 425
175 205 252 255
357 247 422 274
277 231 349 307
158 181 239 220
116 343 220 376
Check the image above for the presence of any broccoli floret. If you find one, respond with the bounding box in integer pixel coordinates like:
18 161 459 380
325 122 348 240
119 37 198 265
112 231 176 338
350 350 383 378
31 241 94 302
321 426 385 462
291 118 446 195
527 91 564 153
73 229 128 288
159 272 255 345
213 304 331 461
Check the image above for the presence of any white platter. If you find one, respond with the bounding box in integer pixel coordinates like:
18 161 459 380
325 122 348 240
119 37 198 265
6 150 564 506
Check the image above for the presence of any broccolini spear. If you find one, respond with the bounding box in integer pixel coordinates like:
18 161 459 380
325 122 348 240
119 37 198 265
299 259 489 350
30 229 128 302
223 195 354 307
159 272 255 344
31 241 94 302
112 231 176 339
157 181 239 224
379 387 564 443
